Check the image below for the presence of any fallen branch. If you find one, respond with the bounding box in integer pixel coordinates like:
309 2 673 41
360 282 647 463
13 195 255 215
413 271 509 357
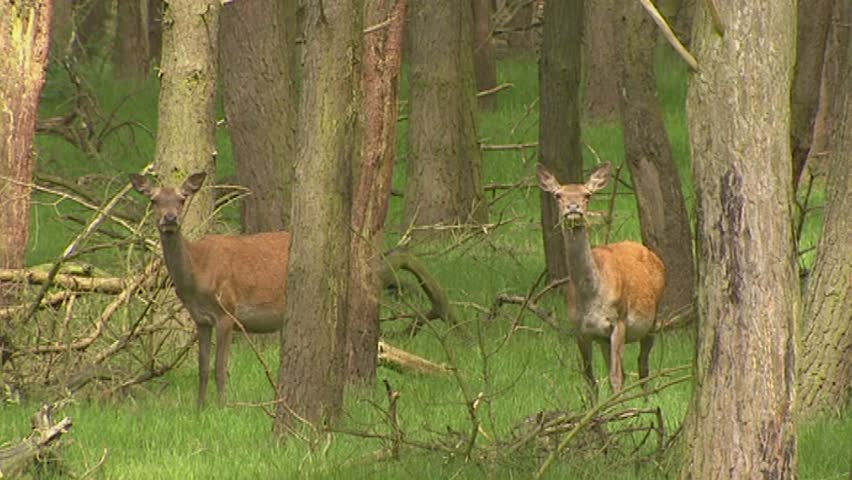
378 340 450 375
0 267 129 295
0 403 72 478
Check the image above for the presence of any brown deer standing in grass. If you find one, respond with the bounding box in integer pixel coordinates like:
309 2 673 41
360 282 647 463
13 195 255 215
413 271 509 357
536 163 665 394
130 172 290 408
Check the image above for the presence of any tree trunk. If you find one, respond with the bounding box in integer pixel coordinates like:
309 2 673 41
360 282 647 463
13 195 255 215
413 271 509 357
798 0 852 416
114 0 151 80
0 0 52 277
347 0 407 383
148 0 163 66
619 1 695 322
680 2 798 478
538 0 583 283
403 0 487 236
220 0 297 233
74 0 107 61
274 0 361 435
582 0 620 121
154 0 219 236
789 0 834 189
471 0 497 111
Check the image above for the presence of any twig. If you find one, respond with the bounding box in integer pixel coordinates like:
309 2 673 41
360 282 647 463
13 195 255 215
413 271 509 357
476 82 513 98
480 141 538 151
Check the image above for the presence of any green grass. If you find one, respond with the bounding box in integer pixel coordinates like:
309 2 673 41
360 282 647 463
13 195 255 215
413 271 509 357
1 49 849 479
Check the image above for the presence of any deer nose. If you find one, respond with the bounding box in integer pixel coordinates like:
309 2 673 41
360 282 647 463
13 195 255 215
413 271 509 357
163 212 178 224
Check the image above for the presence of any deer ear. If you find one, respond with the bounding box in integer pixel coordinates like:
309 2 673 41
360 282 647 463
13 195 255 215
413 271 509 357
181 172 207 196
129 174 153 197
585 163 611 193
536 164 561 193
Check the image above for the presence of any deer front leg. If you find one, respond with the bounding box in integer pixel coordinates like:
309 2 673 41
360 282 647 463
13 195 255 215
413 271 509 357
215 320 234 406
609 321 626 392
197 324 213 409
577 335 596 394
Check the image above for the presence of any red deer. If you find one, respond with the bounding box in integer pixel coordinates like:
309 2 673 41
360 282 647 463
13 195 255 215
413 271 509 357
130 172 289 408
536 163 665 393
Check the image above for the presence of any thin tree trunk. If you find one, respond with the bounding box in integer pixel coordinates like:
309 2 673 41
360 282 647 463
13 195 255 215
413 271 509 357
275 0 361 435
403 0 487 235
347 0 406 383
619 0 695 321
471 0 497 111
582 0 620 121
680 1 798 478
538 0 583 283
114 0 151 80
220 0 297 233
0 1 52 277
154 0 219 236
790 0 835 189
798 0 852 415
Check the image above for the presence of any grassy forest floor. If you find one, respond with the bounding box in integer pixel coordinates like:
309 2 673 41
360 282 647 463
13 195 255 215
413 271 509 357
1 50 850 479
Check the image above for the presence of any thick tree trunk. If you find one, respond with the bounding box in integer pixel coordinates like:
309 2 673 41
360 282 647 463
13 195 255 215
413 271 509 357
0 0 52 276
114 0 151 80
538 0 583 283
582 0 620 121
220 0 297 233
680 2 798 478
347 0 406 383
154 0 219 236
403 0 487 235
798 0 852 416
619 1 695 322
471 0 497 111
275 0 361 435
790 0 835 189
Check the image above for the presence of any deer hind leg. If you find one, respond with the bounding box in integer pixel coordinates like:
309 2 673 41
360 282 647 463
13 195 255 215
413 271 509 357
215 320 235 406
638 334 654 389
608 321 626 392
197 324 213 409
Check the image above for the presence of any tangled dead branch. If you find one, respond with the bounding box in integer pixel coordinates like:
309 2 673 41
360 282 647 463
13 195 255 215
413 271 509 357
0 403 73 478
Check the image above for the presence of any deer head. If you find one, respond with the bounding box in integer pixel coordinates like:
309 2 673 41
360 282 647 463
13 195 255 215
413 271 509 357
129 172 207 234
537 163 611 222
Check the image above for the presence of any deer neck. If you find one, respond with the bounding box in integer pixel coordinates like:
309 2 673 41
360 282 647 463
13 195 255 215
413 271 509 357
562 224 601 300
159 230 198 295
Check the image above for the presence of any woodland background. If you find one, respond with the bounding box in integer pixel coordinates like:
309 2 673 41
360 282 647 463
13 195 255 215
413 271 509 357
0 0 850 478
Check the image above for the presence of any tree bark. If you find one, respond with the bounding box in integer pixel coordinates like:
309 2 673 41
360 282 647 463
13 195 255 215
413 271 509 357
680 2 798 478
403 0 487 236
275 0 361 435
471 0 497 111
114 0 151 80
789 0 835 189
347 0 406 383
619 1 695 322
798 0 852 416
0 0 52 277
582 0 621 121
538 0 583 283
220 0 297 233
154 0 219 236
